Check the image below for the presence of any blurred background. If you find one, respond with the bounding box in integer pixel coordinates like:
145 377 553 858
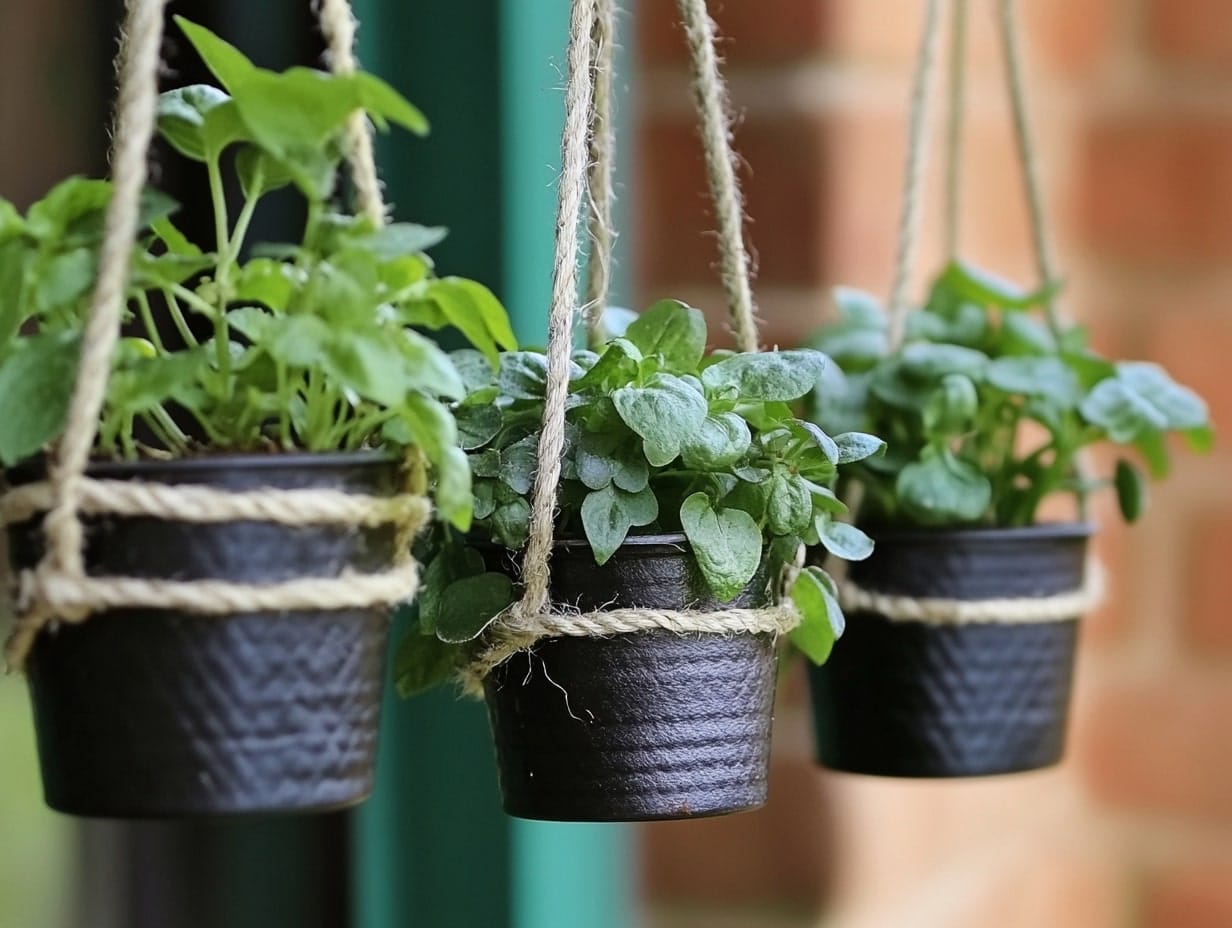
1 1 1229 926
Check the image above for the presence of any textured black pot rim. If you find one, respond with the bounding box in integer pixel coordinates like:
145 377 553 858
5 449 397 486
860 522 1096 545
472 532 694 555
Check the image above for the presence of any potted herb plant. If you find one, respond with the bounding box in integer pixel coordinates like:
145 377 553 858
397 299 885 821
802 261 1213 777
0 18 514 817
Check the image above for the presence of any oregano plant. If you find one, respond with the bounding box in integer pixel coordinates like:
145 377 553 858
396 299 887 695
0 18 518 529
804 260 1213 528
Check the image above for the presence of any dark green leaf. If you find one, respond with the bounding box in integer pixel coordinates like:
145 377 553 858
896 450 992 525
498 434 538 495
394 633 460 698
581 484 660 565
767 471 812 535
1114 457 1146 523
456 404 503 450
436 573 514 643
681 412 752 470
157 84 231 161
498 351 549 399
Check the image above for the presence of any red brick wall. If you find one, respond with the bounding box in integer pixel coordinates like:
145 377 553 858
635 3 1232 926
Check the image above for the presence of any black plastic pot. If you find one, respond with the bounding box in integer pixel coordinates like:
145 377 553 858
5 453 400 818
808 523 1092 778
481 535 777 822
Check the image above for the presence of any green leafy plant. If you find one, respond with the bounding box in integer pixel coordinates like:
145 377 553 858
803 261 1213 528
0 18 517 529
395 299 887 695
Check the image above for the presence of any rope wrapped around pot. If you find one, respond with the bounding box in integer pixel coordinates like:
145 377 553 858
459 0 799 697
837 0 1103 625
2 0 430 671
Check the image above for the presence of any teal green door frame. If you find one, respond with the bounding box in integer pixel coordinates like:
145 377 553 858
351 3 634 927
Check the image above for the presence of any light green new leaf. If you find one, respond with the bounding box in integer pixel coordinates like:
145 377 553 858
790 566 845 664
624 300 707 371
175 17 259 93
157 84 231 161
680 492 763 602
0 333 79 466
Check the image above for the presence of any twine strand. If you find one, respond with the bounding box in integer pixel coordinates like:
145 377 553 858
886 0 946 351
318 0 386 226
944 0 969 260
677 0 758 353
515 0 598 621
42 0 167 587
584 0 618 349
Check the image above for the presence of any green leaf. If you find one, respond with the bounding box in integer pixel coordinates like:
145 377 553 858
573 337 642 390
157 84 231 161
834 431 886 464
366 223 448 258
576 429 649 492
581 484 660 565
681 412 752 470
434 445 473 532
394 633 460 698
397 394 458 465
680 492 763 602
426 278 518 368
900 342 989 381
175 17 258 92
1114 457 1146 523
986 356 1083 407
25 177 111 243
34 248 95 311
623 299 707 371
613 372 708 467
896 450 992 526
352 72 430 135
108 347 209 415
1001 312 1057 355
456 404 503 450
1079 362 1207 444
497 434 539 495
498 351 549 399
0 333 79 466
789 566 844 664
0 242 30 350
435 573 514 644
491 497 531 549
923 373 979 436
767 471 812 535
938 260 1059 310
701 350 827 402
1116 363 1209 430
817 519 874 561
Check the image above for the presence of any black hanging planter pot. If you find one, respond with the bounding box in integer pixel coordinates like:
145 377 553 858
808 523 1092 778
4 452 402 818
480 534 777 822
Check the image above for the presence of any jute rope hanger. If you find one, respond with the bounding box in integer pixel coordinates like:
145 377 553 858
461 0 796 696
3 0 429 671
843 0 1102 626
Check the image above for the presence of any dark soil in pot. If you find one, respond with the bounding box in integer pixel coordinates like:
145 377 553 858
808 523 1092 779
5 452 400 818
480 534 777 822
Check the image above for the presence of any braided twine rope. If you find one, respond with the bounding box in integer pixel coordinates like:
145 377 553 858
839 0 1102 627
461 0 798 695
2 0 429 671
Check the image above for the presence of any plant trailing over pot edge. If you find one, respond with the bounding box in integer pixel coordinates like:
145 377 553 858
397 299 887 696
0 17 515 816
800 260 1213 777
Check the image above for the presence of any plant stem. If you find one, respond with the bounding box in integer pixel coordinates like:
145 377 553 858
135 292 165 353
162 289 200 347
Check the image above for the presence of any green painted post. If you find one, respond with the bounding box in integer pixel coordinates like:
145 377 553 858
352 2 634 926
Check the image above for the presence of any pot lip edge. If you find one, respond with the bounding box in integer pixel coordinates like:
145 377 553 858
855 521 1096 545
5 449 399 485
472 532 694 553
